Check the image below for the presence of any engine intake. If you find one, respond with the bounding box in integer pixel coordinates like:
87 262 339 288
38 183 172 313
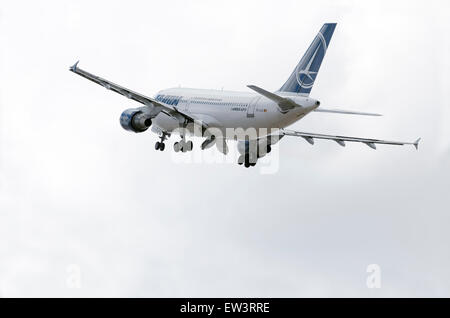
120 108 152 133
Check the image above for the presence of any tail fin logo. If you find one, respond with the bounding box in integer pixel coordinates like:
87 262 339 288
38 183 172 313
295 32 328 90
279 23 336 95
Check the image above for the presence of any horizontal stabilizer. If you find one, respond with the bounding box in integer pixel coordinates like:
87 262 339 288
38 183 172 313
247 85 298 112
314 108 382 116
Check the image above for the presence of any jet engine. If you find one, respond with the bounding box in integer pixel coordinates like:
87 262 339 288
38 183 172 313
120 108 152 133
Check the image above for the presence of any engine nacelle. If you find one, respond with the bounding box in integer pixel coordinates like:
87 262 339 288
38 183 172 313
120 108 152 133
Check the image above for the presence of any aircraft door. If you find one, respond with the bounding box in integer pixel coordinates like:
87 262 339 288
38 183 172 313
181 98 190 113
247 97 260 118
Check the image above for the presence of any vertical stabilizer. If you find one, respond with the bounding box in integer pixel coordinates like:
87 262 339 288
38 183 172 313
279 23 336 95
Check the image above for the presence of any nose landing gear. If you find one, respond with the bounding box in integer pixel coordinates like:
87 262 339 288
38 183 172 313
155 142 165 151
155 133 168 151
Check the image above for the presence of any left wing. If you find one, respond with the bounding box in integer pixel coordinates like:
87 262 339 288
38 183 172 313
280 128 420 150
69 61 204 126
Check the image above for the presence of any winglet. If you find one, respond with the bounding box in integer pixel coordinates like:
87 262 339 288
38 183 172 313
413 138 421 150
70 60 79 72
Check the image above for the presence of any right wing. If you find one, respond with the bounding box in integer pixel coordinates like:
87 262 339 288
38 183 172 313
280 128 420 150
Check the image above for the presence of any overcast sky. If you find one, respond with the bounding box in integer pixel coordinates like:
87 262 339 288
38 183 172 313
1 0 450 297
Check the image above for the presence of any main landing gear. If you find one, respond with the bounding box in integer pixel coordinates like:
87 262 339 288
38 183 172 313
238 153 257 168
237 144 272 168
155 133 168 151
173 137 193 153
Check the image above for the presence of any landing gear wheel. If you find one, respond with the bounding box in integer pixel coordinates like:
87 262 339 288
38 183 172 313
249 153 257 166
174 142 181 152
159 143 165 151
267 145 272 153
181 143 188 153
186 140 193 151
238 155 244 165
155 142 161 150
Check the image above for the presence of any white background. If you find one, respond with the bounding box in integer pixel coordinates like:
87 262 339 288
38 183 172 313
1 0 449 297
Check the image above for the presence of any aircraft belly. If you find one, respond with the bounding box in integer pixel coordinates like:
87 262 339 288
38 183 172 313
151 106 304 138
152 112 180 133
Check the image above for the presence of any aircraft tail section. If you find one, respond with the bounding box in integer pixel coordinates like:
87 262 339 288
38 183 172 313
279 23 336 95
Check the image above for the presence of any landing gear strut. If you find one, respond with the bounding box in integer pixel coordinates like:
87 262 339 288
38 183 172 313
155 133 168 151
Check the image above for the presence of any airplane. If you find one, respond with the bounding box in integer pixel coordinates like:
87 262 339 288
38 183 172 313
70 23 420 168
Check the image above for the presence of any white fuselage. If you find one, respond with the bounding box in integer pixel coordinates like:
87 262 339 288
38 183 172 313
151 87 318 139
